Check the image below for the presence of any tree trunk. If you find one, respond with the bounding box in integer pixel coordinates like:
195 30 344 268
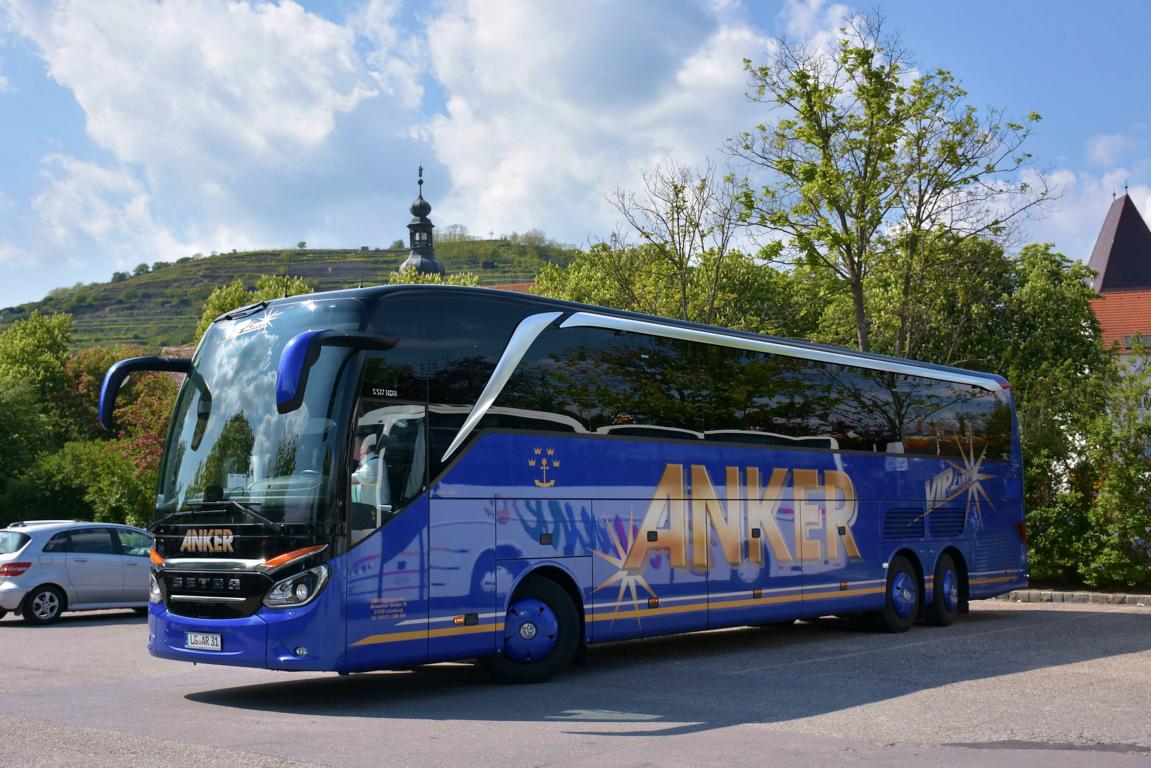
851 275 870 352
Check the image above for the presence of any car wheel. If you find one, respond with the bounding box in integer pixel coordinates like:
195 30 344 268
926 553 960 627
480 577 579 684
22 585 65 625
133 607 149 617
872 556 919 633
0 608 7 620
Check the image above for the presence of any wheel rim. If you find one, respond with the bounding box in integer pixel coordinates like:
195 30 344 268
32 591 60 620
502 596 559 663
890 571 917 618
941 568 959 613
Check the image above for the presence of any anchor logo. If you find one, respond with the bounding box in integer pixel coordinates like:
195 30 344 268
528 447 560 488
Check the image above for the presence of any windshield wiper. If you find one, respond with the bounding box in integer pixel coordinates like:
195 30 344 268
154 500 284 532
215 301 269 323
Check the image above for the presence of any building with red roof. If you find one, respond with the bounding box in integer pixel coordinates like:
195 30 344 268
1088 194 1151 357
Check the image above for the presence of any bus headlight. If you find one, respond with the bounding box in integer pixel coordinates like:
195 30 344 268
263 564 329 609
149 572 162 604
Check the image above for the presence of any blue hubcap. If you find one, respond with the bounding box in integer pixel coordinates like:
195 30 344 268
502 597 559 663
942 568 959 613
891 571 917 618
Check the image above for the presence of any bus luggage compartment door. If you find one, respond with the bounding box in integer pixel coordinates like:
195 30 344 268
344 496 430 671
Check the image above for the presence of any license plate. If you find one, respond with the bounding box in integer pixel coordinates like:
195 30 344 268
185 632 222 651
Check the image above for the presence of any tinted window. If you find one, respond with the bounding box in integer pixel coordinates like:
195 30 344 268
397 293 542 477
42 533 70 553
116 530 152 557
69 528 116 555
496 327 712 434
0 532 30 554
496 326 1011 461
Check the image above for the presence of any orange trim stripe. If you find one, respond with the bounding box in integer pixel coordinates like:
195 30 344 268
263 544 327 569
149 547 165 567
353 622 505 647
587 585 884 623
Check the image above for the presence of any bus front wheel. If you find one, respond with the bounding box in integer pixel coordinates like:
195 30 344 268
481 576 579 684
873 556 919 633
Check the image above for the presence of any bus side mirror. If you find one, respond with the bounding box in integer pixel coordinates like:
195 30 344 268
276 330 398 415
99 356 192 432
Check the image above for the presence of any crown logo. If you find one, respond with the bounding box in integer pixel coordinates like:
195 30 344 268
528 447 559 487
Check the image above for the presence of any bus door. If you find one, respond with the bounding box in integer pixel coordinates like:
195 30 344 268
343 398 432 670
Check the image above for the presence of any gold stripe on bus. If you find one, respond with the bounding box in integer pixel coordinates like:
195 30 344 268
970 576 1016 585
587 584 883 623
353 622 505 646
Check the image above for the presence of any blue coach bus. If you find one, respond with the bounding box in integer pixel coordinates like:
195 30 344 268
100 285 1026 683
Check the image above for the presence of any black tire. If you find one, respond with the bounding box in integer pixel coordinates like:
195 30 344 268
0 608 7 620
22 585 65 625
480 577 579 684
872 556 919 633
926 553 960 627
133 607 150 617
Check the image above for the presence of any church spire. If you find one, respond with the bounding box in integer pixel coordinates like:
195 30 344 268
402 165 444 275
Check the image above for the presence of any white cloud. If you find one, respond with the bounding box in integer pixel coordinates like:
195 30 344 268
32 154 194 268
0 242 24 266
349 0 425 110
1087 132 1137 167
0 0 428 296
423 0 775 243
1021 166 1151 262
782 0 851 51
6 0 379 182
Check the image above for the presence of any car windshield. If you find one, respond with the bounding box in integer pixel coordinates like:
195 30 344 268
0 531 30 554
157 298 365 526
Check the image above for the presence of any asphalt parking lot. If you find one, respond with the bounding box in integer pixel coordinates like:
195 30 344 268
1 601 1149 767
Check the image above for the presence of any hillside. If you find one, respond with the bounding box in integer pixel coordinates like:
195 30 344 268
0 239 576 349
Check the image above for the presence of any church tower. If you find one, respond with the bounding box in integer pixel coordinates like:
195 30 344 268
1087 192 1151 292
401 166 445 275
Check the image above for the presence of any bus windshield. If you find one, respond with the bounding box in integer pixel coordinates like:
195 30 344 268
157 298 365 526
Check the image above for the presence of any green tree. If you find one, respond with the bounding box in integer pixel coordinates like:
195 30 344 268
1003 245 1111 512
732 15 1047 351
56 345 141 440
537 241 809 338
863 234 1016 367
379 268 480 287
0 311 73 400
0 375 51 521
34 440 155 527
1078 349 1151 588
605 160 751 325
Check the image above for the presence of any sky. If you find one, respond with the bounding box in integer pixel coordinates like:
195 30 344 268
0 0 1149 309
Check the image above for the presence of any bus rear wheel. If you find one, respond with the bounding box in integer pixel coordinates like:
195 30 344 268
481 576 579 684
926 553 960 627
873 556 918 633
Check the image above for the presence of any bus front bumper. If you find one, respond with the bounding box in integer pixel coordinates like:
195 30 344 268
148 598 345 671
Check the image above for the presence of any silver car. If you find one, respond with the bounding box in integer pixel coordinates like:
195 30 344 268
0 520 153 625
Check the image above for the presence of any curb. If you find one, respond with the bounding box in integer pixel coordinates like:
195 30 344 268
992 589 1150 607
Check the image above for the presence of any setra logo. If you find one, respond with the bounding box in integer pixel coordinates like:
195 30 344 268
179 529 235 553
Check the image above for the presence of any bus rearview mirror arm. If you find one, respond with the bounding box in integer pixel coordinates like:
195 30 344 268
276 330 398 414
99 356 193 432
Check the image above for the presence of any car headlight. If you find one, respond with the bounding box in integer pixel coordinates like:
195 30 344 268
149 571 162 604
263 564 329 609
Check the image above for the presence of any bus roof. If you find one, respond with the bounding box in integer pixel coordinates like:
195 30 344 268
260 283 1011 392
